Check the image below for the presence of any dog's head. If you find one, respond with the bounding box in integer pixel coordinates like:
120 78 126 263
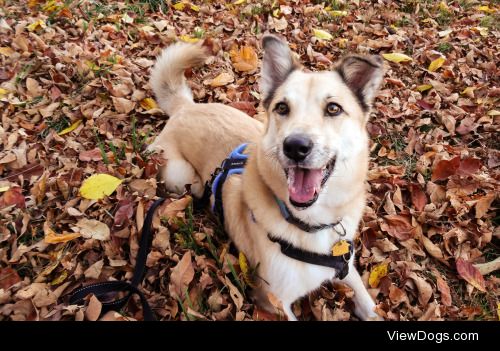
259 34 384 209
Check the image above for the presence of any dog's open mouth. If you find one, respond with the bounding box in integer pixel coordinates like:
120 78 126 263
285 157 336 208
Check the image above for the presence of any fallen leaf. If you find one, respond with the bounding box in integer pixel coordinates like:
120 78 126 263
428 56 446 72
0 187 25 209
160 196 192 220
86 294 102 321
416 84 433 92
58 120 82 136
230 46 258 72
408 273 433 306
112 97 136 114
431 156 460 181
44 222 81 244
456 258 486 292
313 28 333 40
139 97 157 110
410 184 427 211
79 174 123 200
382 53 413 63
169 251 194 299
75 218 110 241
473 257 500 276
475 194 495 218
0 267 21 290
381 215 415 241
369 263 389 288
210 72 234 87
84 259 104 280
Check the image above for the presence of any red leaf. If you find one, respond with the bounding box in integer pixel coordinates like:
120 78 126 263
431 156 460 181
456 258 486 292
456 117 477 135
0 267 21 290
458 157 482 176
0 187 25 209
381 215 415 241
228 101 257 117
436 275 452 306
416 99 434 110
113 199 134 228
79 148 103 162
409 183 427 211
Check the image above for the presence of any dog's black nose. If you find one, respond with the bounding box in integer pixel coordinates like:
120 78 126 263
283 134 313 162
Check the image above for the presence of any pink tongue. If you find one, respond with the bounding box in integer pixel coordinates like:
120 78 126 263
288 167 323 204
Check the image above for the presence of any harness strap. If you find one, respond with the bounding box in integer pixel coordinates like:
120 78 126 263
267 234 353 279
69 198 165 321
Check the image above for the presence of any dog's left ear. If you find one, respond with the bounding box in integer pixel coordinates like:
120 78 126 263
335 55 384 111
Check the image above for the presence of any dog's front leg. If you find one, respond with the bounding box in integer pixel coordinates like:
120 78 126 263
339 268 383 321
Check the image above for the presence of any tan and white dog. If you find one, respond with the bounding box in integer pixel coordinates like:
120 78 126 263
148 34 384 321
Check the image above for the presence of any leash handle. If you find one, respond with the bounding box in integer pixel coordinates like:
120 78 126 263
69 198 166 321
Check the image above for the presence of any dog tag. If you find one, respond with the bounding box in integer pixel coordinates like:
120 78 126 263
331 240 350 256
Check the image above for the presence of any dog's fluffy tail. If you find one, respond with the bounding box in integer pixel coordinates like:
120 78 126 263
150 41 210 116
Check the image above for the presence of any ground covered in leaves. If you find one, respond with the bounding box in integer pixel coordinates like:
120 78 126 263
0 0 499 321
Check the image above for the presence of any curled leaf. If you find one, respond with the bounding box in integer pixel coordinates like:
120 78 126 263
428 56 446 72
369 263 389 288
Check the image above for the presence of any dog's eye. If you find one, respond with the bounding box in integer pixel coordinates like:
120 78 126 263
326 102 342 116
274 102 289 116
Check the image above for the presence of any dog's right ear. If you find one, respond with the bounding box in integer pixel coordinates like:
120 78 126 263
261 34 298 108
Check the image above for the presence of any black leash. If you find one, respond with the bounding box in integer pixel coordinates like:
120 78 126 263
69 198 166 321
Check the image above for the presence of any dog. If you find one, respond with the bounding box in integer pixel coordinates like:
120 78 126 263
148 34 384 321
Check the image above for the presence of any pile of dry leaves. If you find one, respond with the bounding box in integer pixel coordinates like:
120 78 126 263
0 0 498 321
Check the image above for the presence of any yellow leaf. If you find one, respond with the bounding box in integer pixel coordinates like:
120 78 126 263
179 35 199 43
461 86 475 98
338 38 348 48
0 186 10 192
331 240 350 256
44 222 81 244
382 53 413 63
0 88 9 96
416 84 433 92
233 0 245 4
27 19 46 32
58 119 82 136
239 252 256 288
428 56 446 72
173 2 185 10
140 25 155 32
369 263 389 288
140 97 158 110
497 302 500 321
190 4 199 11
42 0 61 13
272 8 280 17
313 28 333 41
473 26 488 37
0 47 15 56
122 13 134 24
79 174 123 200
210 72 234 87
487 110 500 116
230 46 258 72
328 10 348 16
50 270 68 285
478 5 496 14
439 1 448 11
